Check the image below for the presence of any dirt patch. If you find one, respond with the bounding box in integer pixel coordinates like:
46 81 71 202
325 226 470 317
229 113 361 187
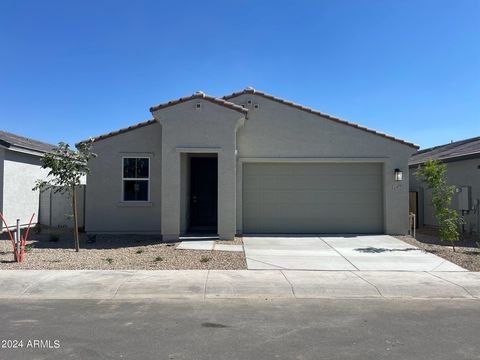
395 227 480 271
0 229 246 270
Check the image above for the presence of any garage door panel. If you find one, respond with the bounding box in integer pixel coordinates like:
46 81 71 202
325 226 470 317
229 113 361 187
254 204 382 218
247 218 380 234
244 163 381 176
245 175 381 190
245 190 382 205
245 216 381 233
243 163 383 234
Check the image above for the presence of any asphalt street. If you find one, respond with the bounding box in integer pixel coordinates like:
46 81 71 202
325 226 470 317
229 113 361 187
0 299 479 360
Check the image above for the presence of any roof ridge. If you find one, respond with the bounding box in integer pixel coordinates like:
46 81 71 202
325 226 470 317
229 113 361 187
222 88 418 149
0 130 56 153
149 92 248 114
415 136 480 154
78 92 248 146
0 130 55 147
409 136 480 165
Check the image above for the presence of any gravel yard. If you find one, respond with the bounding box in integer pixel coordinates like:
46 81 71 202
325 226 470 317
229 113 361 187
0 229 246 270
395 227 480 271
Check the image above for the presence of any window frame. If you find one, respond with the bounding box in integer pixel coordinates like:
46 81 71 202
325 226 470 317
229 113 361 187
121 156 151 202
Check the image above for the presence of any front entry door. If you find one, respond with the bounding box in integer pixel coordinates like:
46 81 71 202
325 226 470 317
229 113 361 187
189 157 218 231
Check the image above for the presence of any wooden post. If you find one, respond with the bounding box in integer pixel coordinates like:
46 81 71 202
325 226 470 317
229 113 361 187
413 213 416 239
408 213 416 238
72 185 79 252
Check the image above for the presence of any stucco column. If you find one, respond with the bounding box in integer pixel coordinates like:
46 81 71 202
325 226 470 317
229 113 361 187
217 150 236 240
383 162 409 234
161 148 181 241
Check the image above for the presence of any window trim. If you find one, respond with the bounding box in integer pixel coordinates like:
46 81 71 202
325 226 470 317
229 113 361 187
121 156 151 202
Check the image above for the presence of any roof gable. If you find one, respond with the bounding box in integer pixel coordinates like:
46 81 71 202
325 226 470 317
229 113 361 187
150 91 248 115
223 88 419 149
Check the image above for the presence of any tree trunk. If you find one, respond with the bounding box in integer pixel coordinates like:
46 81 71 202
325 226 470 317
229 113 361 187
72 185 79 252
451 241 456 252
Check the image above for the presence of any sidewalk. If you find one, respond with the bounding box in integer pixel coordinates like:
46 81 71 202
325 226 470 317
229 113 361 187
1 270 480 300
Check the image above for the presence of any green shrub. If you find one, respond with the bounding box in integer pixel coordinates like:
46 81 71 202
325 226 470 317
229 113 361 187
200 256 210 263
24 243 35 252
154 256 163 262
416 159 464 251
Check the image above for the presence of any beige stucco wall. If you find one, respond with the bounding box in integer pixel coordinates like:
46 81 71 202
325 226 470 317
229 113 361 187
152 99 244 240
410 157 480 233
85 94 416 238
1 149 49 228
84 123 162 233
229 94 415 235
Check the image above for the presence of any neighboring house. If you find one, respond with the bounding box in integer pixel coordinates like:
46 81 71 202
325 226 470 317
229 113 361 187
0 131 55 230
79 88 418 240
409 137 480 235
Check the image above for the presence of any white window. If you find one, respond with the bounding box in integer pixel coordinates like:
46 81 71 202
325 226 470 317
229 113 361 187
122 157 149 201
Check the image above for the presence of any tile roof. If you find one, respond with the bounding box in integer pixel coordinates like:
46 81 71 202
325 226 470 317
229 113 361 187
409 136 480 166
77 91 249 146
76 119 158 146
223 87 419 149
0 130 55 154
149 91 249 114
78 88 420 149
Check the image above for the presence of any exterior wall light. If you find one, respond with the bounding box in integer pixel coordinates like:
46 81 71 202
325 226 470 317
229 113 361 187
394 168 403 181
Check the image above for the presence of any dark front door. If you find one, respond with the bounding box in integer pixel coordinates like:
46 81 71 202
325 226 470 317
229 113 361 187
189 157 218 231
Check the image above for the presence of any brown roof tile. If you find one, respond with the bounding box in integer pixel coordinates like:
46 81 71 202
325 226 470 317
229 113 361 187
149 91 248 114
76 119 157 146
223 88 419 149
77 92 247 147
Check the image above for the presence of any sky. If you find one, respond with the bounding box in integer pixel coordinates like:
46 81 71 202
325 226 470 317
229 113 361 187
0 0 479 149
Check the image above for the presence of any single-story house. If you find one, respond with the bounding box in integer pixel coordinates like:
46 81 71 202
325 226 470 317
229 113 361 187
0 131 55 229
80 88 418 240
409 137 480 234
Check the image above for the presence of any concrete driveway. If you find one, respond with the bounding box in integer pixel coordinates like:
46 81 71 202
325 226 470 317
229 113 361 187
243 235 466 271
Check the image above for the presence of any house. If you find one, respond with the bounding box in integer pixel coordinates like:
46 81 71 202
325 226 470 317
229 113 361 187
0 131 55 230
80 88 418 240
409 137 480 235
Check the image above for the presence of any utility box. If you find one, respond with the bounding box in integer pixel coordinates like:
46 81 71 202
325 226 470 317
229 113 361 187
457 186 471 211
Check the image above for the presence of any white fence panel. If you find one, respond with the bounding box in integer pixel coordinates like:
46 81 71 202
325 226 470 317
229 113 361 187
39 186 85 228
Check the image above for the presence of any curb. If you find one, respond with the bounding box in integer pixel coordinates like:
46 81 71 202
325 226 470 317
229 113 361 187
0 270 478 300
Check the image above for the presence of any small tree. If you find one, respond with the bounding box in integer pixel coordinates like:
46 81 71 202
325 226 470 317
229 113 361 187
415 159 463 251
35 140 96 252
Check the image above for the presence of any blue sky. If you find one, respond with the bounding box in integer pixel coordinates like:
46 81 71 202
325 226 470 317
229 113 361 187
1 0 479 149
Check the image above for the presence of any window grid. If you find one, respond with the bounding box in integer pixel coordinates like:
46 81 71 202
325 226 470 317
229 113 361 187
122 157 150 202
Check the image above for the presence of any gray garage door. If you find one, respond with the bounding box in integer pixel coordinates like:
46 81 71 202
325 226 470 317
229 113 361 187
243 163 383 234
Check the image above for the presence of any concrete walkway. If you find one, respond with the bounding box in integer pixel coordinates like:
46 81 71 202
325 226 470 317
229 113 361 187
244 235 466 271
1 270 479 300
176 241 243 252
